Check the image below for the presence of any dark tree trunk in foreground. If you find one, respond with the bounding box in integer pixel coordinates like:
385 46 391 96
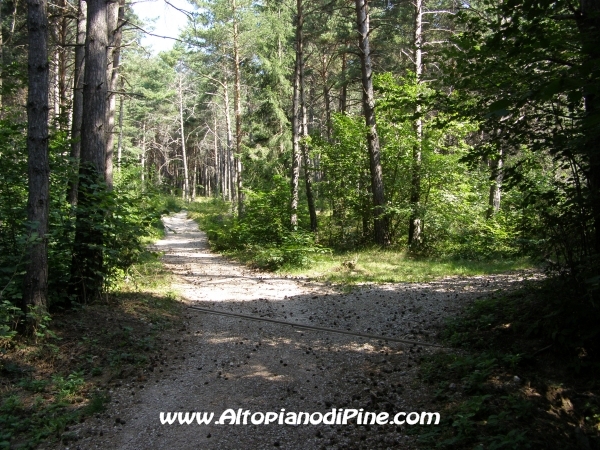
67 0 87 205
70 0 108 303
23 0 50 317
355 0 389 247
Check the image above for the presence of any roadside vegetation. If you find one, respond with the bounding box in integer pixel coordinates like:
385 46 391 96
186 198 532 283
0 248 183 449
187 195 600 448
415 278 600 449
0 181 184 448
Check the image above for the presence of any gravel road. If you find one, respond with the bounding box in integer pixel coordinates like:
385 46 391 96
54 212 535 450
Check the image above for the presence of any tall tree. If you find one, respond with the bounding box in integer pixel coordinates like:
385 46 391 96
231 0 244 215
408 0 423 248
70 0 108 302
67 0 86 205
355 0 389 246
290 0 304 228
177 72 190 201
105 0 125 189
23 0 50 317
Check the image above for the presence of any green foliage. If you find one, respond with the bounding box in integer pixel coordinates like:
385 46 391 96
447 0 599 279
0 301 21 342
189 178 330 270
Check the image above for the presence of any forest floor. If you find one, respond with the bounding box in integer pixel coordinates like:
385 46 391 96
36 211 540 450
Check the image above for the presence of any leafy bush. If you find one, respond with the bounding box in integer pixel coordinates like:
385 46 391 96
190 177 330 270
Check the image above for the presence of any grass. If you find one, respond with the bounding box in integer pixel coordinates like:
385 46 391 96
185 197 533 283
280 249 533 283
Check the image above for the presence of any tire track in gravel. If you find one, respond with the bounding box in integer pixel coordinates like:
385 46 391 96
61 212 537 450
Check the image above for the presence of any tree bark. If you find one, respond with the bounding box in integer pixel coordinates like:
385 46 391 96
105 0 124 189
302 79 318 232
178 74 190 201
213 114 220 198
355 0 389 246
67 0 87 205
486 149 503 219
339 50 347 113
70 0 108 303
117 86 123 170
232 0 244 215
408 0 423 248
23 0 50 317
300 27 317 231
141 121 146 184
224 80 234 201
57 0 68 126
290 0 303 228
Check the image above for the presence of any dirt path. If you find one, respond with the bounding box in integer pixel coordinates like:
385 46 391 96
59 212 535 450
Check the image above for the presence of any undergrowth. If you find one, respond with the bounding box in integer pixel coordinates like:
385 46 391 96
187 192 330 271
0 243 182 448
186 197 532 280
416 277 600 449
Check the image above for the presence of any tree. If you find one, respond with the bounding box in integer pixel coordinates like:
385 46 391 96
290 0 304 228
105 0 125 189
67 0 86 205
22 0 50 318
355 0 389 246
408 0 423 248
70 0 108 302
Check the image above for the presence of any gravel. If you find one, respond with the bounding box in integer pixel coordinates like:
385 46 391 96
50 211 538 450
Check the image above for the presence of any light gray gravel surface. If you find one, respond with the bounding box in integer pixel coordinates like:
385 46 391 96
55 212 537 450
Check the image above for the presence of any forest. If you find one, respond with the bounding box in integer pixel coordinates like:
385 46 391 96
1 0 600 448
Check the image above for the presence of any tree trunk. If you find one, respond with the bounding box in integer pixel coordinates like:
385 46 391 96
178 75 190 201
141 121 146 184
213 114 220 197
301 33 317 231
59 0 68 125
117 86 123 170
67 0 87 205
355 0 389 246
192 160 197 201
70 0 108 303
224 80 234 201
339 50 347 113
408 0 423 248
232 1 244 215
486 149 503 219
301 103 318 232
104 0 124 189
23 0 50 317
322 53 332 140
290 0 303 228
